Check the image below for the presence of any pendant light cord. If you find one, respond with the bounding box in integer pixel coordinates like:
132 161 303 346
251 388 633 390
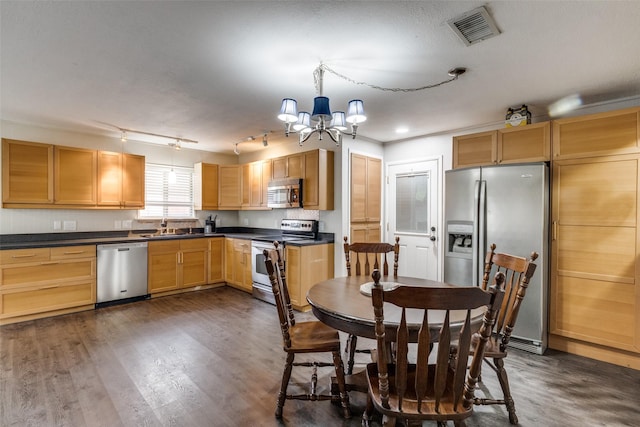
317 63 465 93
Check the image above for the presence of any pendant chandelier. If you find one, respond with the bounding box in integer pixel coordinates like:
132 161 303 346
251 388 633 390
278 64 365 147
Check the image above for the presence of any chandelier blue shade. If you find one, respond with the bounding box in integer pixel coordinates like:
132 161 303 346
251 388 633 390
277 63 366 146
311 96 332 120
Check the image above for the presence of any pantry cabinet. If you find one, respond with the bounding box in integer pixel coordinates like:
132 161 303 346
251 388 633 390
285 243 334 311
148 239 209 294
452 122 551 169
550 107 640 369
350 153 381 242
0 245 96 324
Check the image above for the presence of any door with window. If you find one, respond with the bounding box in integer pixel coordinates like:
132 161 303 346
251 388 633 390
387 160 440 280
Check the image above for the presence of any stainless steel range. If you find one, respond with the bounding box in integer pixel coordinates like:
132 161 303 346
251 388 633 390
251 219 319 304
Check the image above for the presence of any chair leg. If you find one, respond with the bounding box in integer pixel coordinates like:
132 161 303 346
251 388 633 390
361 393 374 427
494 358 518 425
346 334 357 375
275 352 294 419
332 350 351 419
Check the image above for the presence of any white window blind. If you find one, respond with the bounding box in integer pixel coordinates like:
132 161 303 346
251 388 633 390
138 163 195 219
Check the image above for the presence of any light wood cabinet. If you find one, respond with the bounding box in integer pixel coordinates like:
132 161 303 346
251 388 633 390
2 139 54 205
224 238 252 292
54 146 97 205
208 237 225 283
552 107 640 160
303 149 334 210
285 243 334 311
148 239 208 294
350 153 381 242
272 153 303 179
97 151 145 208
218 164 242 209
194 162 219 210
247 160 271 209
350 223 381 244
452 122 551 169
0 245 96 324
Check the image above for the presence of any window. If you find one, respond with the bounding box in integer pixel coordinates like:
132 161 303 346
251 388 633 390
138 163 195 219
395 172 429 234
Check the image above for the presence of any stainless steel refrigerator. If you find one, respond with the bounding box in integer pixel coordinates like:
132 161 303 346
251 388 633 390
444 162 549 354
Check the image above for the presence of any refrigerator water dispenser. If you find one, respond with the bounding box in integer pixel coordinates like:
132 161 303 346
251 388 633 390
446 221 474 258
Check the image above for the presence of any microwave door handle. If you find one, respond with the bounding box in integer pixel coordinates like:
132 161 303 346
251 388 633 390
287 187 292 207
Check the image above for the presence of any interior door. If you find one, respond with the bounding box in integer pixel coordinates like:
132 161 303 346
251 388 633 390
387 160 440 280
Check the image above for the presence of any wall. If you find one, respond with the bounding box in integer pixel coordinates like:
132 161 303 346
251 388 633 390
0 120 239 234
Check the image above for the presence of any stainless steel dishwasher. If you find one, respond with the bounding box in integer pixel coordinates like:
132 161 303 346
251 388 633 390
97 242 149 306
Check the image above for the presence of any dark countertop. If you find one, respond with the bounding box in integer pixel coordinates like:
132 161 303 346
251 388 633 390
0 227 335 250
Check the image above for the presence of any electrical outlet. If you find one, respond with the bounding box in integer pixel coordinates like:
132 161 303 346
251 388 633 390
63 220 77 231
53 220 62 231
318 221 326 231
122 220 132 229
243 218 249 226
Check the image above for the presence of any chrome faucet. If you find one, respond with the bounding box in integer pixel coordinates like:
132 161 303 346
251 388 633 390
160 218 168 234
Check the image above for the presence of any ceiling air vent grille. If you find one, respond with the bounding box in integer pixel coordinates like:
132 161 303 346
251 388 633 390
447 6 500 46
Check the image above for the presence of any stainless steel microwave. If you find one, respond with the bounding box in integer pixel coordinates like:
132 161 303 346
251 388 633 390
267 178 303 208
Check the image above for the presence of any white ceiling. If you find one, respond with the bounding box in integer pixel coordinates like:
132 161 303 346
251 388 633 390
2 1 640 155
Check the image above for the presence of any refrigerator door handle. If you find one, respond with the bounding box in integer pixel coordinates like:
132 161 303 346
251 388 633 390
472 180 481 287
477 180 487 287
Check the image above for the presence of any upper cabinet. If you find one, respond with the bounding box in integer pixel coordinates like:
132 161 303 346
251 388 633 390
303 149 334 211
272 153 303 179
97 151 145 208
349 153 381 242
2 139 54 205
218 164 242 210
242 159 271 210
194 162 219 210
452 122 551 169
2 139 144 209
54 146 97 205
552 107 640 160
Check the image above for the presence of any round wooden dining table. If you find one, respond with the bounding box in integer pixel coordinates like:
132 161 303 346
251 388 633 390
306 275 486 343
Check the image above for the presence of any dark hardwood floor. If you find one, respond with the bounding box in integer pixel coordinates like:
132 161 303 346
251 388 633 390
1 287 638 426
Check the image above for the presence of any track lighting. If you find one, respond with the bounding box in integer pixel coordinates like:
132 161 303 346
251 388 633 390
233 142 240 155
116 127 197 148
262 133 268 147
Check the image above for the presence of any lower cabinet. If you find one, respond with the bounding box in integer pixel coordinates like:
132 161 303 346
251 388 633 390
285 243 334 311
0 245 96 324
224 238 252 293
148 239 209 294
208 237 225 284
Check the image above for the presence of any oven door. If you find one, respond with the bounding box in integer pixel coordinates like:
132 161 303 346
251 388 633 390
251 240 282 304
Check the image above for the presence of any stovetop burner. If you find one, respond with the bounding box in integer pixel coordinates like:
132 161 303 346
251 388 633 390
251 219 319 243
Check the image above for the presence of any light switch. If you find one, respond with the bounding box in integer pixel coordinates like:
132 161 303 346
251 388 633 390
53 220 62 231
122 220 132 229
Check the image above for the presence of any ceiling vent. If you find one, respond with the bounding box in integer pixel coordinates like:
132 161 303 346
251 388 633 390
447 6 500 46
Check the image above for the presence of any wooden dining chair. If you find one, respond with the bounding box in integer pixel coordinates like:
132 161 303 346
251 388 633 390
472 243 538 425
343 236 401 375
362 269 505 427
263 243 351 420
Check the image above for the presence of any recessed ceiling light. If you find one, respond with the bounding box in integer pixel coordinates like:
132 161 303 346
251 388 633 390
395 127 409 134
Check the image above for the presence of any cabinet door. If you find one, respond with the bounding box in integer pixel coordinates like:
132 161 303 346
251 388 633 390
452 131 497 168
208 238 224 283
498 121 551 164
194 162 218 210
2 139 54 205
260 160 272 208
285 244 334 310
304 149 334 210
224 238 236 284
272 154 303 179
55 146 97 205
272 156 287 180
97 151 122 206
366 157 382 223
148 241 180 293
122 153 145 208
551 155 639 353
180 240 208 288
241 163 252 208
350 153 380 222
218 165 241 209
350 223 381 243
250 161 262 208
553 107 640 160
